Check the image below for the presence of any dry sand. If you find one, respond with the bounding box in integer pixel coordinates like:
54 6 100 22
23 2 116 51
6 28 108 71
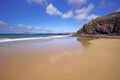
76 38 120 80
0 38 120 80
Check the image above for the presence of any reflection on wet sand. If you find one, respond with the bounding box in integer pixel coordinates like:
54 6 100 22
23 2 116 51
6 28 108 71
0 38 85 80
48 51 73 64
48 49 83 64
76 37 95 47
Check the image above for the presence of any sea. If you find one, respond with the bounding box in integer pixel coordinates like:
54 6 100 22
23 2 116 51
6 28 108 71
0 34 71 43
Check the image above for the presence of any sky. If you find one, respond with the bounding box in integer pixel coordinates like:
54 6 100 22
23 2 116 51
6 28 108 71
0 0 120 33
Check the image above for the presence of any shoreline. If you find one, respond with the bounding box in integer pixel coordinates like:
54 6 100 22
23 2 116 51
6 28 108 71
0 35 69 43
73 34 120 39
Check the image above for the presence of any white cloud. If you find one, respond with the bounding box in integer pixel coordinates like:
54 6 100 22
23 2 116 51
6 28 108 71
74 3 99 21
87 14 99 20
16 24 31 30
35 27 41 30
68 0 86 5
62 11 73 19
0 20 8 27
16 24 25 28
75 3 94 14
27 26 33 30
27 0 47 6
16 24 51 32
116 8 120 12
0 20 53 33
41 28 53 33
75 14 99 21
46 4 62 16
0 21 13 30
74 14 87 21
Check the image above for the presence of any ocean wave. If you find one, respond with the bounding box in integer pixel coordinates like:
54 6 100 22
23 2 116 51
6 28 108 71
0 36 68 43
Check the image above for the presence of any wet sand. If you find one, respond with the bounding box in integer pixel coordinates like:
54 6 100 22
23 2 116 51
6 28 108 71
0 38 120 80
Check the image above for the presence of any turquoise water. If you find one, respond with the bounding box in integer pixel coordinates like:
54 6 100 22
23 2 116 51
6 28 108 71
0 34 70 42
0 34 69 39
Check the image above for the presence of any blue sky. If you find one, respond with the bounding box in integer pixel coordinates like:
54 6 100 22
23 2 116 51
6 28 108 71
0 0 120 33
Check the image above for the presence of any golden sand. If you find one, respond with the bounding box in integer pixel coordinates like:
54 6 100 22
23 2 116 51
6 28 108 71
0 38 120 80
76 38 120 80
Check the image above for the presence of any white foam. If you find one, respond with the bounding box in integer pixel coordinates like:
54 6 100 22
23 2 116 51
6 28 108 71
0 36 68 43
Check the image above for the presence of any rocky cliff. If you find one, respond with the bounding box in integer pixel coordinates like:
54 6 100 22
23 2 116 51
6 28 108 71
77 12 120 35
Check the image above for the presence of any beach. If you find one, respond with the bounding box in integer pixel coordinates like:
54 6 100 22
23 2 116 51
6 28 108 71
0 37 120 80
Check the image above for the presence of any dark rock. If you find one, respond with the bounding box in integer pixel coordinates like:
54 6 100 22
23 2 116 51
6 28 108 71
77 12 120 35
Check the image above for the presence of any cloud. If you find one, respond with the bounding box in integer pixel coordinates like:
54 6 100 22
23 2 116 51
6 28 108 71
74 3 99 21
26 0 98 22
27 26 33 30
16 24 53 33
0 21 14 30
16 24 25 28
68 0 86 5
74 3 94 21
34 27 41 30
0 20 53 33
116 8 120 12
16 24 32 30
46 4 62 16
0 20 9 27
45 3 99 21
16 24 41 30
75 3 94 14
27 0 48 6
41 28 53 33
62 11 73 19
74 14 87 21
87 14 99 20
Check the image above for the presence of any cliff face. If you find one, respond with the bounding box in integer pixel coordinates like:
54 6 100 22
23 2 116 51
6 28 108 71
77 12 120 35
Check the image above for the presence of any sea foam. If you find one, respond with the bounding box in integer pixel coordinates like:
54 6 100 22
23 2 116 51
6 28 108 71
0 36 67 43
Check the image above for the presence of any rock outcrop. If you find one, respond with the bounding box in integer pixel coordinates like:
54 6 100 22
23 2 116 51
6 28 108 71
77 12 120 35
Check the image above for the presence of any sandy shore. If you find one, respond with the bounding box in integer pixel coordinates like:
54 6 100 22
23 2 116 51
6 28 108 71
0 38 120 80
76 38 120 80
